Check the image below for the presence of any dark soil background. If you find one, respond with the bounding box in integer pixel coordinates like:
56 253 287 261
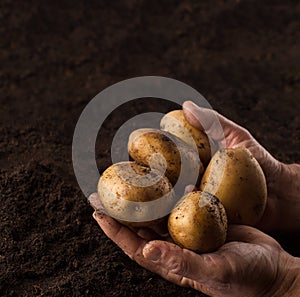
1 1 300 296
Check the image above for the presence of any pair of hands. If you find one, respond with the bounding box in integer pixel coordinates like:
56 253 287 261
89 101 300 297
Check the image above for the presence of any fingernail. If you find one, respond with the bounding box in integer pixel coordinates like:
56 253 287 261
183 100 197 110
187 101 198 108
92 210 105 220
143 245 161 262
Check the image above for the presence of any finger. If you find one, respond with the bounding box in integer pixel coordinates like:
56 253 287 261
183 101 249 147
94 212 226 295
142 240 230 292
93 211 147 259
89 191 170 236
130 226 161 241
88 193 106 212
93 212 198 288
183 101 229 143
143 241 203 287
226 225 282 249
183 101 282 186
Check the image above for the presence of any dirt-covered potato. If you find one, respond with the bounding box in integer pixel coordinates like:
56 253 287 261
168 191 227 253
200 147 267 225
160 110 211 166
98 161 175 227
128 128 204 187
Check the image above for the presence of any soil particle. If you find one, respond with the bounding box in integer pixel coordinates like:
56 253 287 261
1 1 300 296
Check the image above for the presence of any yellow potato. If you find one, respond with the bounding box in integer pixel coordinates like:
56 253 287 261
160 110 211 166
128 128 204 187
98 161 175 227
168 191 227 252
200 147 267 225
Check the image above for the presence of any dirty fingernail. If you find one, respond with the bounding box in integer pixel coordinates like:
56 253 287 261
92 210 105 220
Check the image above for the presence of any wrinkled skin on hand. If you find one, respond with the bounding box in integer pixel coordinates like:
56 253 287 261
89 197 299 297
89 101 300 296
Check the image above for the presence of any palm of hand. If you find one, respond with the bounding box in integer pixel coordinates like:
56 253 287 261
90 204 285 297
143 223 283 297
201 232 281 297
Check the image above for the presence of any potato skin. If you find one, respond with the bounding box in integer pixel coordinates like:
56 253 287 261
128 128 204 187
98 161 175 227
200 147 267 225
160 110 211 166
168 191 227 252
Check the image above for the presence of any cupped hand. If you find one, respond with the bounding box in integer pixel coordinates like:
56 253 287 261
182 101 300 231
89 193 299 297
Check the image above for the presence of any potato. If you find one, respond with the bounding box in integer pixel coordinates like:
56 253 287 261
160 110 211 166
200 147 267 225
98 161 175 227
168 191 227 252
128 128 204 188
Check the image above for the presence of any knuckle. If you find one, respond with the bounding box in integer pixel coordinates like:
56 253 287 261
168 256 188 276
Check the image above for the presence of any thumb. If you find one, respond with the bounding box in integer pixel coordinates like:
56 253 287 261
142 240 229 285
183 100 249 148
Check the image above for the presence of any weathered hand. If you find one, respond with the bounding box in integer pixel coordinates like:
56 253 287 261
183 101 300 231
89 193 300 297
89 102 300 296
